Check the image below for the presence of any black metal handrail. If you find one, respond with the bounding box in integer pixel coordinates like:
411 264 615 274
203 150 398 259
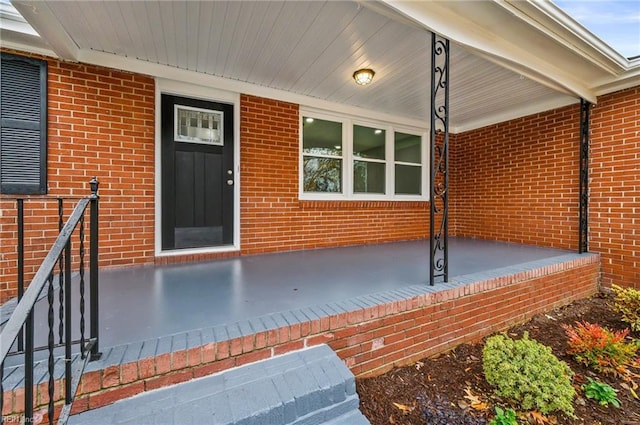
0 178 101 425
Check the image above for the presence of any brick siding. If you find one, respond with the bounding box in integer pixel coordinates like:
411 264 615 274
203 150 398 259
452 86 639 289
0 52 156 302
1 52 637 302
239 94 429 255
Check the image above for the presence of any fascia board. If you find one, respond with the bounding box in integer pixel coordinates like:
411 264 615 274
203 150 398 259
381 0 597 103
594 69 640 96
12 0 78 61
503 0 629 74
0 29 57 57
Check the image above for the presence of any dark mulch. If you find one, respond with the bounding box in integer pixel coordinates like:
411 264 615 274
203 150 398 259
357 292 640 424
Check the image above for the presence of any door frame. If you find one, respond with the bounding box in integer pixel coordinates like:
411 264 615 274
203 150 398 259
155 78 241 256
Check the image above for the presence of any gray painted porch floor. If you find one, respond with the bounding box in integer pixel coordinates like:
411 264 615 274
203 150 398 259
92 237 571 349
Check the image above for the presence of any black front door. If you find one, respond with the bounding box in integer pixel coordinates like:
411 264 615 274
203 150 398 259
161 94 234 250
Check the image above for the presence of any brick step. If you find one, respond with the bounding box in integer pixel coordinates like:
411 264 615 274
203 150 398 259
68 344 370 425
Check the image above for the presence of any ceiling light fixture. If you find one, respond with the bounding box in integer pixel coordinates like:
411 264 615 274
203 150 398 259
353 68 375 86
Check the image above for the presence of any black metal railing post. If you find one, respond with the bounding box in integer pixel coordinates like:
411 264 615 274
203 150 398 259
58 199 65 345
17 199 24 352
47 273 55 424
1 178 101 424
24 310 34 422
64 237 72 403
0 361 3 425
89 177 101 360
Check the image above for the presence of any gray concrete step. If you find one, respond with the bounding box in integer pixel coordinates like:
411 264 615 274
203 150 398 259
69 344 370 425
322 409 371 425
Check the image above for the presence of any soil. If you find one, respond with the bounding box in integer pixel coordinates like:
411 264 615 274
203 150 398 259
357 292 640 425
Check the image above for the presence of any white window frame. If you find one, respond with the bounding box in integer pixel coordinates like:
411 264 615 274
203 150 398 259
299 108 428 201
392 129 426 200
301 112 346 196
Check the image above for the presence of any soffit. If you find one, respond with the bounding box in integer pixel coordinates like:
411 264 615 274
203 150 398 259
8 0 617 131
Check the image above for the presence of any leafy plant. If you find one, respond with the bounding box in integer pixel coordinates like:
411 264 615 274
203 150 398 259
611 284 640 332
483 332 576 417
563 321 639 375
582 377 621 407
490 406 518 425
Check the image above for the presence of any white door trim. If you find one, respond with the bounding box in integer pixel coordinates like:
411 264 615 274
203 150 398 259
154 78 241 257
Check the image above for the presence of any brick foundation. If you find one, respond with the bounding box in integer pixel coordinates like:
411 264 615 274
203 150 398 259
1 254 599 418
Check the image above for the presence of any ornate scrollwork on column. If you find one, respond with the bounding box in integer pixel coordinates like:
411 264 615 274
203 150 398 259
430 33 450 285
579 99 590 254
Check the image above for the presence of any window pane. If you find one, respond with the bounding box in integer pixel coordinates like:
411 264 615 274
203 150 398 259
354 161 385 194
176 106 222 145
303 157 342 192
303 117 342 156
354 125 385 160
395 164 421 195
394 132 421 164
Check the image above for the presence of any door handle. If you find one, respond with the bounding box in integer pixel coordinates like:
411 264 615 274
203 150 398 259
227 179 234 186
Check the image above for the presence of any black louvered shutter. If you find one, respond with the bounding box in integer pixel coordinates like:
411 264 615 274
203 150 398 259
0 53 47 194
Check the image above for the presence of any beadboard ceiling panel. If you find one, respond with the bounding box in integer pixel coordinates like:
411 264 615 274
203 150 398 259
24 0 578 130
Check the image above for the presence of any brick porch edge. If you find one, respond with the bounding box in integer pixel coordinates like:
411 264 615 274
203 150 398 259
2 253 599 420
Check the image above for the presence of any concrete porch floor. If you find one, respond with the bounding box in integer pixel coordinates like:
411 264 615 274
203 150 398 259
2 237 600 419
95 237 572 348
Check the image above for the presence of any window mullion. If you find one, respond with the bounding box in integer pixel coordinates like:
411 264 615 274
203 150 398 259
386 127 393 198
345 119 353 198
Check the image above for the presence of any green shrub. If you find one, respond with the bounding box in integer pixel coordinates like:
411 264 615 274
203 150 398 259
563 321 639 375
611 284 640 332
582 377 621 408
490 406 518 425
483 332 576 417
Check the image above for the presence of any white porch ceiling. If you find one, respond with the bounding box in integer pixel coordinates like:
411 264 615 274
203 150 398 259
5 0 639 132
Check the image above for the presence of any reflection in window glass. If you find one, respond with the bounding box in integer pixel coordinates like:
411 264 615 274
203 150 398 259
395 164 421 195
394 132 421 195
303 118 342 155
354 125 385 159
354 161 385 193
300 114 425 199
303 157 342 192
394 132 421 164
353 125 386 194
303 117 343 193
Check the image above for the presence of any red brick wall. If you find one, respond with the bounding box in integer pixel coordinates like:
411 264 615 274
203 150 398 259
0 59 432 303
452 86 639 289
2 53 635 301
0 52 156 302
239 94 429 254
450 105 581 249
589 88 640 289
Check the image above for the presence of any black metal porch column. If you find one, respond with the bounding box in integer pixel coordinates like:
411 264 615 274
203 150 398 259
429 32 450 285
578 99 591 253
